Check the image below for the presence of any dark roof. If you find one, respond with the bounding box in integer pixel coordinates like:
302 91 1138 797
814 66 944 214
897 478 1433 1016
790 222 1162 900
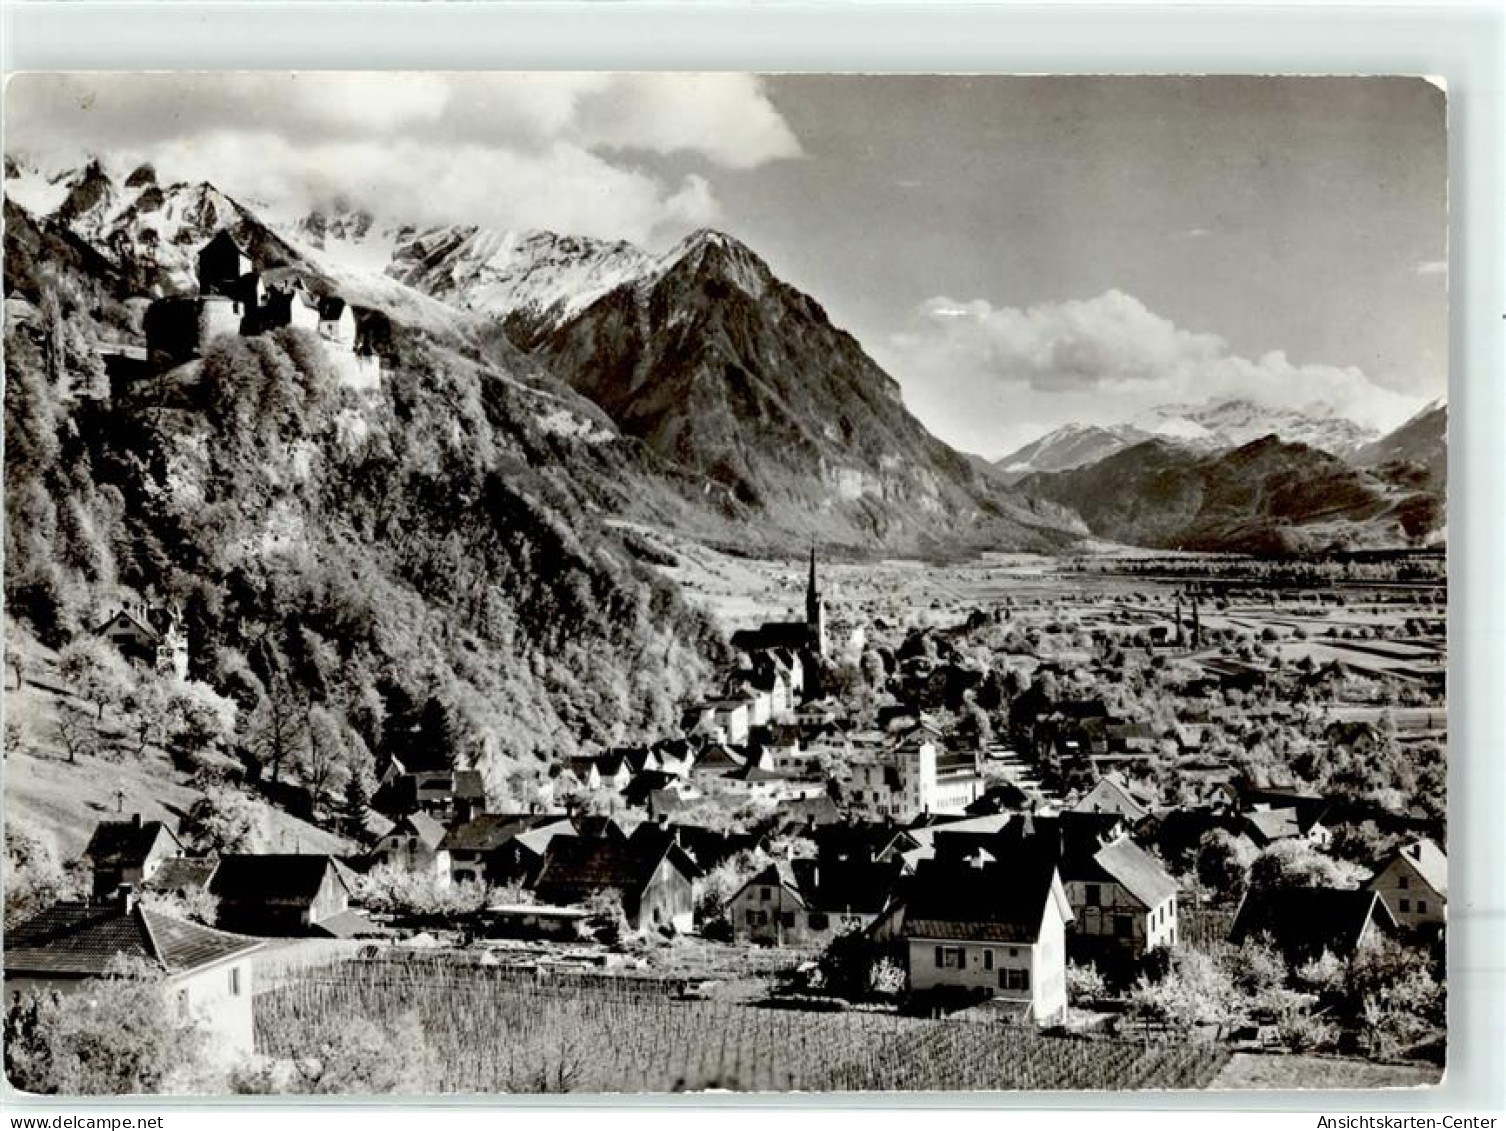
533 833 696 905
385 811 448 851
208 854 345 904
144 858 218 895
1229 887 1395 962
898 852 1066 944
84 818 179 867
453 770 486 802
796 856 904 915
439 813 565 853
5 899 260 977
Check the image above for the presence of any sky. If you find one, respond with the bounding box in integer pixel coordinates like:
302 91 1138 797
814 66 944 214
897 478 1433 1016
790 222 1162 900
4 73 1447 458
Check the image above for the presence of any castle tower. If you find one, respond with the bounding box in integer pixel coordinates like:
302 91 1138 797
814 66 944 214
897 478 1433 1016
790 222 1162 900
805 544 828 659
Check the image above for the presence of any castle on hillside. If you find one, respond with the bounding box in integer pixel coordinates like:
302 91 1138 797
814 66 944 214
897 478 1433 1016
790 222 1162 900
142 230 380 388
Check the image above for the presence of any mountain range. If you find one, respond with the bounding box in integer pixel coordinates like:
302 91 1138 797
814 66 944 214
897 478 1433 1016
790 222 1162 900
1017 433 1443 553
5 155 1443 557
995 399 1388 482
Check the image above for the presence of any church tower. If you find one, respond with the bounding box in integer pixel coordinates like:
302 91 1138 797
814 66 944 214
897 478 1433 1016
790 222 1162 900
805 544 828 659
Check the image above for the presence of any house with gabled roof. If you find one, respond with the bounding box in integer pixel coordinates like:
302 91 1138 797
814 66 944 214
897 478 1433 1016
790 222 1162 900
1070 774 1156 824
1242 804 1332 850
532 828 699 932
727 848 904 947
1368 839 1446 935
209 853 374 938
439 813 574 887
371 811 451 886
92 603 189 680
1229 886 1396 965
4 888 262 1061
881 851 1072 1024
83 814 183 899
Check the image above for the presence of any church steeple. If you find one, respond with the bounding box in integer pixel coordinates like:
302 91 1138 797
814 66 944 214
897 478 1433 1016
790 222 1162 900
805 542 828 659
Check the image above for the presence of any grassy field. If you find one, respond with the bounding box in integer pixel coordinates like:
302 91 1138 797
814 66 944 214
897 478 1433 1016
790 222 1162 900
3 639 349 863
254 956 1231 1094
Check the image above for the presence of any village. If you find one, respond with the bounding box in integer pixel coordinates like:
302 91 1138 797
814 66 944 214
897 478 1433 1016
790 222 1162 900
3 530 1448 1091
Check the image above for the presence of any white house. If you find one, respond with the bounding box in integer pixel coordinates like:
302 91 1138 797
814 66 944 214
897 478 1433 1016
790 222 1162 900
4 890 262 1064
1368 839 1447 934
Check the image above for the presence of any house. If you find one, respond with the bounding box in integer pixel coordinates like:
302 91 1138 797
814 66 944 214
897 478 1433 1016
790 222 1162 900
439 813 574 887
697 700 754 746
370 811 451 886
532 828 700 932
1242 805 1332 850
83 814 182 898
1071 774 1156 824
1229 886 1396 964
209 854 370 937
4 889 261 1062
563 752 633 793
728 849 903 947
1368 839 1447 934
713 762 828 803
845 727 983 822
884 852 1073 1024
92 603 189 680
690 743 747 781
372 756 485 823
143 857 219 899
1056 826 1179 961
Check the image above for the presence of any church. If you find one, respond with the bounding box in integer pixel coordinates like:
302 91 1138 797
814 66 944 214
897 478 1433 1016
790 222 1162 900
731 547 828 662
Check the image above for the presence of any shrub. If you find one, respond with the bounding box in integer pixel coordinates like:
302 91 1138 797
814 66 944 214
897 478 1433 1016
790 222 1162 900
4 958 209 1094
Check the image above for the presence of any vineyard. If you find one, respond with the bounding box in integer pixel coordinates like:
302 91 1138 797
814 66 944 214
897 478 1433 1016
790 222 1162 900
253 957 1230 1093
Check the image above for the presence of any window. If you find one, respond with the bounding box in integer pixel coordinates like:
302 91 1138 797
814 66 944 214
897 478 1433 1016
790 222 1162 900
1399 898 1410 913
1085 884 1101 907
1417 900 1428 914
983 949 994 971
934 946 964 970
780 912 796 928
1399 875 1409 890
808 912 829 931
1001 967 1030 991
761 887 772 902
228 967 242 997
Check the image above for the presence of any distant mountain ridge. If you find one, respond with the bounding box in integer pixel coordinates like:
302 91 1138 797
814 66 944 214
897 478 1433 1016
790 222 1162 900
1018 434 1442 552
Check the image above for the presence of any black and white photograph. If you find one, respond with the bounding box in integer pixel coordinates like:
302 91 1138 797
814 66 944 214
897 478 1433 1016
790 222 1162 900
1 71 1449 1096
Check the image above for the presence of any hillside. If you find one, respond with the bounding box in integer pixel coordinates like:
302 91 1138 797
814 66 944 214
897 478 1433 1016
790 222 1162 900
1353 398 1447 492
4 191 732 821
1018 436 1443 553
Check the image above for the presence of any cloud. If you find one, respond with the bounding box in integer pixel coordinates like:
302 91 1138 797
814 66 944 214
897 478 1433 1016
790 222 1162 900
878 289 1424 458
143 131 719 245
1181 227 1213 238
4 72 798 243
1415 259 1447 276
